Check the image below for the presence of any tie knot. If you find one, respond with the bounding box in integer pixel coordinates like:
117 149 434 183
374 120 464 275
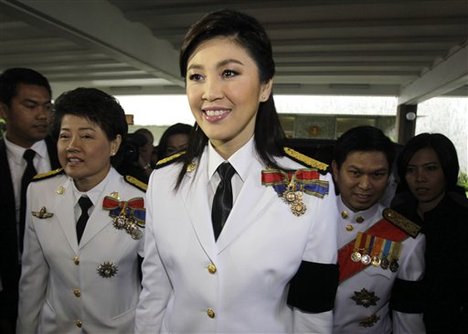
217 162 235 181
23 149 36 163
78 196 93 212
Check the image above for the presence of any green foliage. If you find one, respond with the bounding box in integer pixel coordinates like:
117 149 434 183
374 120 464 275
458 172 468 196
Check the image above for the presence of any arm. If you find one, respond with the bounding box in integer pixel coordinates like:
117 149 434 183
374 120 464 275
391 234 426 334
135 174 173 333
291 174 339 333
16 186 49 334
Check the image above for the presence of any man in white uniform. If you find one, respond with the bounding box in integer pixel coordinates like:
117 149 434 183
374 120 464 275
331 126 425 334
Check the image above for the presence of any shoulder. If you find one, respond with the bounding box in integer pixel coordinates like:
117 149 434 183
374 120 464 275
283 147 329 174
123 175 147 192
383 208 421 238
31 168 65 182
155 151 186 170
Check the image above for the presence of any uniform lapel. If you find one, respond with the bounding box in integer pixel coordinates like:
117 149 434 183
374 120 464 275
182 153 217 259
216 159 272 253
54 178 79 252
78 171 117 248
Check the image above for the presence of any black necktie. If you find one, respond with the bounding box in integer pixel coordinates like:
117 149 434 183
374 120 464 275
211 162 236 241
19 149 37 253
76 196 93 244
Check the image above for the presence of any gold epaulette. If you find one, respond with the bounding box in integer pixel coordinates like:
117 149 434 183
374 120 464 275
125 175 147 192
32 168 64 181
283 147 328 172
155 151 186 169
383 208 421 238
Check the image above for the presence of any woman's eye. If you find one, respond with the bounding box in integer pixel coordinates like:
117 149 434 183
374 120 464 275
188 73 203 81
59 133 69 139
222 69 238 78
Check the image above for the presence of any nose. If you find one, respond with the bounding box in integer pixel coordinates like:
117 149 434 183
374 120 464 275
66 135 80 152
202 77 223 101
358 175 371 190
415 169 426 182
35 103 51 119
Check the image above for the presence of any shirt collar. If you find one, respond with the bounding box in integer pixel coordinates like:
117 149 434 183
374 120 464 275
71 167 113 207
207 136 256 182
337 194 381 225
3 133 48 164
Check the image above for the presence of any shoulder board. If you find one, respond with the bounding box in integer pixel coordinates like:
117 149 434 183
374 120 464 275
155 151 186 169
125 175 147 192
32 168 64 182
383 208 421 238
283 147 328 172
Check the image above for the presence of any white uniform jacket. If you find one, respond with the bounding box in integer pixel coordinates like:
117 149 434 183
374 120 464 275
17 168 145 334
333 196 425 334
136 144 339 334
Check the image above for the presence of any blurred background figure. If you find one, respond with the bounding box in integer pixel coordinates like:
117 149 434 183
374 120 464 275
156 122 192 161
392 132 468 334
0 67 59 334
134 128 156 174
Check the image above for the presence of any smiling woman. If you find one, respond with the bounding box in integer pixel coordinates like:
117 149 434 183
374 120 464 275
136 9 340 334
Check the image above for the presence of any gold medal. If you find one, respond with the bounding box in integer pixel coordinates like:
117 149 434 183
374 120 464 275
351 251 362 262
371 256 381 266
113 215 127 229
283 190 297 203
290 200 306 216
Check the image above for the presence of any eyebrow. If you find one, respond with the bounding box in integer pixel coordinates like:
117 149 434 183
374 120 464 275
60 127 96 131
187 58 245 71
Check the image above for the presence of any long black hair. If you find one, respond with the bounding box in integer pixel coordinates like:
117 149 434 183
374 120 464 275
176 9 286 188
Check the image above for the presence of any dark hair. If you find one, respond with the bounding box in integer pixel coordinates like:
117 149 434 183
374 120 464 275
0 68 51 107
177 9 285 187
397 133 460 192
134 127 154 143
157 123 193 159
333 126 395 170
52 88 128 159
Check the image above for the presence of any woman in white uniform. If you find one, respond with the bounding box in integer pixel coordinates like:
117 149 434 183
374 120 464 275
17 88 146 333
136 9 339 333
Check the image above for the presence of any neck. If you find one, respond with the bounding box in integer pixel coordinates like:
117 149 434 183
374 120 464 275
417 191 445 216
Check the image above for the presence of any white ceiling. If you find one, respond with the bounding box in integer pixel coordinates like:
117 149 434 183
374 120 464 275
1 0 467 104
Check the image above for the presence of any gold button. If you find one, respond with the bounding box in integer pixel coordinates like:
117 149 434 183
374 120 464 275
341 211 349 219
207 263 217 274
206 308 215 318
75 320 82 328
355 216 365 223
73 256 80 265
56 186 64 195
345 224 354 231
73 289 81 297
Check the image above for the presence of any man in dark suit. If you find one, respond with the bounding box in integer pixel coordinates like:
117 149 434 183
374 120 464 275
0 68 60 333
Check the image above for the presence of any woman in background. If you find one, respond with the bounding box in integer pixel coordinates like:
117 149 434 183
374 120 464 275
17 88 146 333
392 133 468 334
156 122 192 160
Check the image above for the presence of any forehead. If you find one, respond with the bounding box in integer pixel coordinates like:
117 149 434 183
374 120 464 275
60 114 99 129
15 83 51 101
408 147 439 164
188 36 255 66
343 150 389 169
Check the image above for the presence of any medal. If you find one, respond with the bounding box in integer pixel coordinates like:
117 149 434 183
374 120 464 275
97 261 118 278
351 232 364 262
371 256 381 266
380 257 390 270
351 251 362 262
361 254 371 265
113 215 127 229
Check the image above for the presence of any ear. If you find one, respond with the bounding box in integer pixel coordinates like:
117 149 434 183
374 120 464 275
259 79 273 102
331 160 339 182
0 102 8 120
110 134 122 156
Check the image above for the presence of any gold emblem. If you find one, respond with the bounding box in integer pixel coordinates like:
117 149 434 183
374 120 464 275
341 211 349 219
56 186 64 194
345 224 354 231
371 256 381 266
97 261 118 278
109 191 120 200
351 251 362 262
290 199 306 216
31 207 54 219
352 288 380 308
186 162 197 172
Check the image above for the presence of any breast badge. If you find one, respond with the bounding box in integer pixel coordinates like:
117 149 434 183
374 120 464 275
97 261 118 278
351 288 380 308
261 168 328 217
31 207 54 219
103 195 145 239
